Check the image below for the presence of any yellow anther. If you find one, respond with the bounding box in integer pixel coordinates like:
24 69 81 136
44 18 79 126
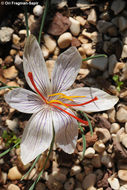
48 100 69 108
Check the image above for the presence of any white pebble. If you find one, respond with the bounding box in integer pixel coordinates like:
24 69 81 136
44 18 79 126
82 43 95 56
58 32 72 49
85 147 95 158
33 5 43 17
8 184 20 190
42 45 49 59
108 176 120 190
6 118 18 131
69 17 80 36
70 165 82 176
44 34 56 53
76 16 86 26
93 140 105 153
110 123 120 134
8 166 22 180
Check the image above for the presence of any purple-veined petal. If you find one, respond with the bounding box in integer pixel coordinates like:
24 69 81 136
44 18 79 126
4 88 43 114
62 87 118 112
23 35 51 97
21 108 53 165
51 47 82 94
52 107 78 154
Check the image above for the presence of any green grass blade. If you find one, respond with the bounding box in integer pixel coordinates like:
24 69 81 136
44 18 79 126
82 54 107 62
24 6 29 38
21 154 41 180
78 123 86 158
0 86 19 90
38 0 49 45
0 139 21 158
81 112 93 135
29 126 55 190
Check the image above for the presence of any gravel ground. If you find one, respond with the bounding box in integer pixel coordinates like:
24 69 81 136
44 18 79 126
0 0 127 190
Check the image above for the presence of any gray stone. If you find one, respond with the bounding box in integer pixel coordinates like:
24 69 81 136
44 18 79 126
64 178 75 190
0 27 14 44
88 55 108 71
118 17 127 32
116 107 127 123
108 54 118 75
111 0 126 15
97 20 113 33
82 173 96 190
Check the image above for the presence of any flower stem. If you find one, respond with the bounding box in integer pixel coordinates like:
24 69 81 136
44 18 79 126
82 54 107 62
29 127 55 190
24 6 29 38
38 0 49 45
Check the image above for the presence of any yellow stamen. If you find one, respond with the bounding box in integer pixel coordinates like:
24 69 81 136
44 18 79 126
47 100 69 108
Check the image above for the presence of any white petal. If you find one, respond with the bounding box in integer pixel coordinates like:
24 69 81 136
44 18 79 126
51 47 82 93
4 88 43 113
23 35 51 97
52 107 78 154
63 87 118 112
21 109 53 165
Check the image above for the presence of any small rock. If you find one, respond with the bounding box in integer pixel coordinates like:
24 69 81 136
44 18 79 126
42 45 49 59
69 17 80 36
113 62 125 74
33 5 43 17
0 27 14 43
82 43 95 56
82 173 96 190
12 34 20 45
19 29 28 37
121 134 127 149
82 30 99 42
14 54 23 71
87 9 97 25
95 128 111 143
35 182 46 190
70 165 82 176
91 154 101 168
87 55 108 71
51 0 67 9
8 184 20 190
97 20 113 33
77 68 90 80
78 35 89 44
47 12 71 36
71 37 81 47
93 140 105 153
58 32 72 49
108 176 120 190
116 107 127 123
110 123 120 134
44 34 56 53
3 66 18 79
101 151 113 168
8 166 22 180
85 147 95 158
10 49 17 56
76 0 90 10
111 0 126 15
1 172 7 184
6 118 18 131
107 108 116 123
27 168 37 180
76 16 86 26
46 60 55 79
118 17 127 32
64 178 75 190
4 55 13 64
118 170 127 181
121 45 127 59
108 54 118 75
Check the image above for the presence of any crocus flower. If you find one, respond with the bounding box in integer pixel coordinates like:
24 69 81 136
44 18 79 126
4 35 118 165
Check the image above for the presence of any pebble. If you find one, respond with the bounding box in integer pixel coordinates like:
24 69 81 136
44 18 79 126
19 29 29 37
101 151 113 168
121 45 127 59
12 34 20 45
107 108 116 123
70 165 82 176
82 30 99 42
76 16 86 26
118 17 127 32
87 55 108 71
108 176 120 190
111 0 126 15
33 5 43 17
4 55 13 64
52 171 67 183
121 134 127 148
85 147 95 158
10 49 17 56
42 45 49 59
78 35 89 44
64 178 75 190
69 17 80 36
51 0 67 9
46 60 55 79
8 166 22 180
110 123 120 134
0 27 14 43
108 54 118 75
6 118 18 131
27 168 37 180
116 107 127 123
118 170 127 181
8 184 20 190
35 182 46 190
82 173 96 190
82 43 95 56
75 188 83 190
58 32 72 48
44 34 56 53
93 140 105 153
97 20 113 33
1 172 7 184
91 154 101 168
95 128 111 143
87 9 97 25
3 66 18 79
14 54 23 71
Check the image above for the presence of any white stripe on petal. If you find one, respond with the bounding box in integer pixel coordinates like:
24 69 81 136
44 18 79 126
52 107 78 154
21 108 53 165
51 47 82 93
23 35 51 97
4 88 43 114
63 87 119 112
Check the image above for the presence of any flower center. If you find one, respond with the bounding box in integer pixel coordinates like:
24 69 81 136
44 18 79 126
28 72 98 126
